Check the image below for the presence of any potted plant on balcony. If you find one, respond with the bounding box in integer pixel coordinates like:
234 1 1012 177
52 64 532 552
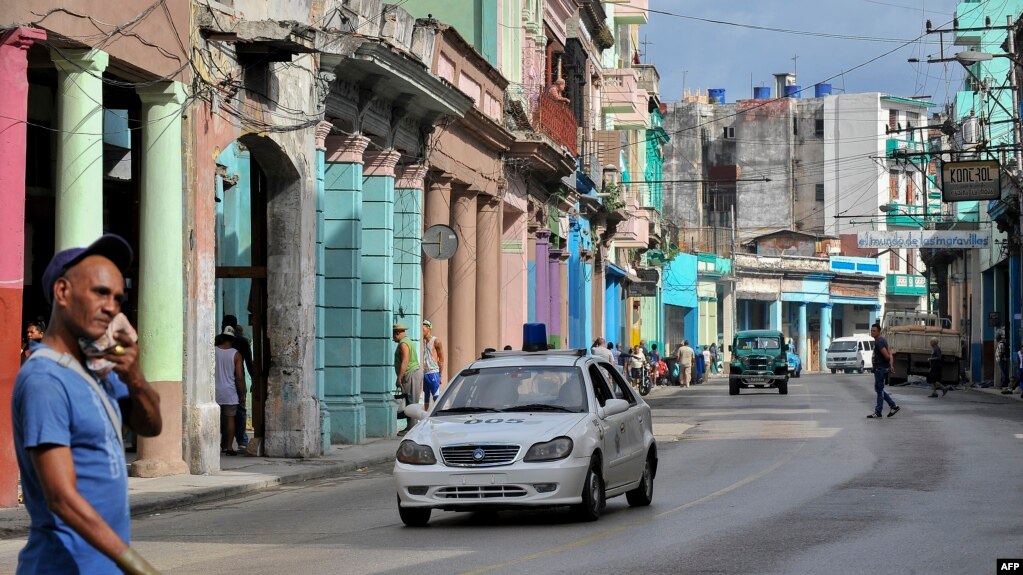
594 26 615 51
599 182 626 214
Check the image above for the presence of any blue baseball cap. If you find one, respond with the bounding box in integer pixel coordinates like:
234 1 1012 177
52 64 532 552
42 234 134 305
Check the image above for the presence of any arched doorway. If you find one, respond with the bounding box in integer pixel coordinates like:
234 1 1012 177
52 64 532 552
213 133 319 457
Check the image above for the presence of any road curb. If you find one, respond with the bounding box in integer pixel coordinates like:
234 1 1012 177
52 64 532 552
0 452 397 540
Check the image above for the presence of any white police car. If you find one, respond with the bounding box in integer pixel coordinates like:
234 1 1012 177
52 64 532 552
394 326 657 526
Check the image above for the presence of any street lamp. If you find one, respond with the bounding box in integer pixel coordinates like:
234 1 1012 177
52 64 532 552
879 203 925 226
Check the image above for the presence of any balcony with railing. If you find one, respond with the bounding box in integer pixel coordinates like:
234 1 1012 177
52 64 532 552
615 88 650 130
609 0 648 24
886 273 927 297
885 137 927 159
602 68 639 114
534 92 579 155
634 64 660 99
611 194 649 248
883 203 924 227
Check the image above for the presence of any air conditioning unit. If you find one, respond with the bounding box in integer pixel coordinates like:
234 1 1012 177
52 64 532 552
827 246 841 255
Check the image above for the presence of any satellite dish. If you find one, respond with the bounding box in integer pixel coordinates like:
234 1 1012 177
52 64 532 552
422 224 458 260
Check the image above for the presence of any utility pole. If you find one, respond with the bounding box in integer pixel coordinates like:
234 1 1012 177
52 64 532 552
1008 16 1023 360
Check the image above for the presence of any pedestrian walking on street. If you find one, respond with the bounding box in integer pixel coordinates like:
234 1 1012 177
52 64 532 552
221 315 253 450
926 337 948 398
215 326 245 455
394 323 422 436
867 323 900 418
591 337 614 363
676 340 695 387
20 318 45 364
421 320 444 410
608 340 620 366
997 333 1014 394
702 346 712 379
709 343 719 374
12 234 163 574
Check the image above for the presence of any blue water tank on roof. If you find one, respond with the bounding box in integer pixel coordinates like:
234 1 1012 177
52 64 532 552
708 88 726 104
753 86 771 100
815 83 833 98
784 85 801 98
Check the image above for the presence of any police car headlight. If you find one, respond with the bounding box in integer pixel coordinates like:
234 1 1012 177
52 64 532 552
396 440 437 465
524 437 573 462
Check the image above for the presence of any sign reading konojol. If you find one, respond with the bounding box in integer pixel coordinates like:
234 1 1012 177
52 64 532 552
940 159 1001 201
858 230 990 249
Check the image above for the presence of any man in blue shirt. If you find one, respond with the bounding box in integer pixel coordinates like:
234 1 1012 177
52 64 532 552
867 323 900 419
12 235 163 574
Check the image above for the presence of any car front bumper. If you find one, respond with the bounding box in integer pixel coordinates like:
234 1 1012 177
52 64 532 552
394 455 592 510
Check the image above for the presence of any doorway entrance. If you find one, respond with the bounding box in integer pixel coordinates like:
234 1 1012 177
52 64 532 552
215 142 269 445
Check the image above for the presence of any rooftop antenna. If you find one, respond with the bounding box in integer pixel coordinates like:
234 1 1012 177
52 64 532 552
639 35 654 62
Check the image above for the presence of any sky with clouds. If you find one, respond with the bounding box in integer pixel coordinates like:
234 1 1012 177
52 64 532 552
642 0 970 107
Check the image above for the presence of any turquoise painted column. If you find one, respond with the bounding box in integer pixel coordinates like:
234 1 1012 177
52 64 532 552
51 48 108 249
769 300 782 331
313 122 330 453
361 150 401 438
394 163 427 379
131 81 189 477
819 304 833 373
322 134 370 444
798 302 808 367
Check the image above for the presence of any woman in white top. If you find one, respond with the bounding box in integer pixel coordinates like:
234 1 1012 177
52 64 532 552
215 326 245 455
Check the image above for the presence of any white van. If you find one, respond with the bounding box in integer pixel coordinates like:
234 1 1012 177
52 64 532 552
825 335 874 374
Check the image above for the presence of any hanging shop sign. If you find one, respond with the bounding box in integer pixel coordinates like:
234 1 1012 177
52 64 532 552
857 230 990 249
628 281 658 297
940 159 1001 201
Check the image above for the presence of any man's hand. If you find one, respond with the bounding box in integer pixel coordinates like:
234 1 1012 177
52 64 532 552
103 331 144 386
106 332 162 437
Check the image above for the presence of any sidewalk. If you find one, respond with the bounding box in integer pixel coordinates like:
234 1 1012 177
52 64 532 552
0 438 401 539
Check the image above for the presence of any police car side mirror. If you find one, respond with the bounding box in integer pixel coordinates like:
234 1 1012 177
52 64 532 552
404 404 427 420
602 399 629 417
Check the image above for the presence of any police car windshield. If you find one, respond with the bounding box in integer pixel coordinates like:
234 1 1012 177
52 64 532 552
434 366 587 414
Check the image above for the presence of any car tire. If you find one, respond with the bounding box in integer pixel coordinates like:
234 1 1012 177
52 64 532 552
573 458 605 522
729 379 740 395
794 368 801 379
626 455 655 507
397 495 432 527
857 361 864 374
778 379 788 394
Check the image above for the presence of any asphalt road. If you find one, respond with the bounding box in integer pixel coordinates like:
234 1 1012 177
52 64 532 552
2 373 1021 574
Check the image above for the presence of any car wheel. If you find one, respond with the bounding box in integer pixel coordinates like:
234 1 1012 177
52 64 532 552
794 368 801 379
830 368 836 374
626 455 655 507
573 459 605 522
778 379 788 394
729 379 740 395
857 361 864 374
397 494 432 527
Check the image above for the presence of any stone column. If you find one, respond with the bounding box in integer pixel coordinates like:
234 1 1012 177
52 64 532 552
534 229 552 332
869 304 881 328
591 246 606 341
0 27 46 508
819 304 833 373
322 133 370 444
798 302 808 366
500 207 527 349
50 48 108 250
449 186 477 376
423 176 453 361
548 249 563 348
476 194 502 352
769 300 782 332
721 283 735 363
131 82 189 477
361 150 401 438
394 163 427 379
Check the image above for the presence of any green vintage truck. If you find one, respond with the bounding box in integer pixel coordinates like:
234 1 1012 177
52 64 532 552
728 330 790 395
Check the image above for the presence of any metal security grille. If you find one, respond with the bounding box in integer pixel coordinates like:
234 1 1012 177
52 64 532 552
747 357 769 371
441 444 520 467
436 485 528 499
